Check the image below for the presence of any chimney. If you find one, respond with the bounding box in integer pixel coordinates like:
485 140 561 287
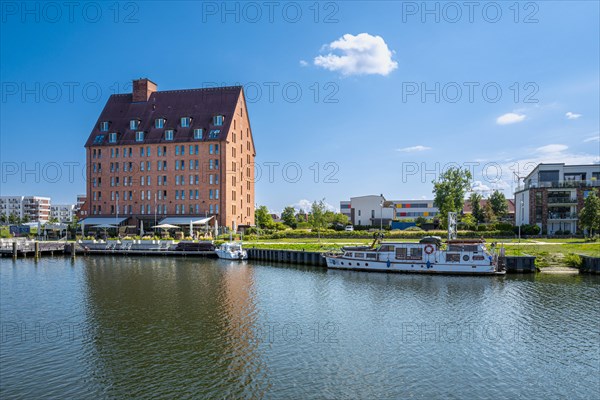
132 78 157 102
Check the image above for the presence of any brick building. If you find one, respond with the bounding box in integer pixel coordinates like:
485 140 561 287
83 78 256 230
514 163 600 235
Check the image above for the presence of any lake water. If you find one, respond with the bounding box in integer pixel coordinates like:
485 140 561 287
1 256 599 399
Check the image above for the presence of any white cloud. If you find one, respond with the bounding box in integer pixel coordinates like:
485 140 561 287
471 181 491 194
397 145 431 153
565 111 582 120
293 199 336 213
583 135 600 143
536 144 568 154
496 113 526 125
299 60 308 67
314 33 398 76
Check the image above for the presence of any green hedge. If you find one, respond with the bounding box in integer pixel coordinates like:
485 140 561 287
251 229 514 240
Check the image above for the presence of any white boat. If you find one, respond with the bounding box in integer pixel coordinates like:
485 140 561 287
215 242 248 260
323 236 505 275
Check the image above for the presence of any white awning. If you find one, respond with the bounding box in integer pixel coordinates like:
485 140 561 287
158 217 213 225
78 217 128 226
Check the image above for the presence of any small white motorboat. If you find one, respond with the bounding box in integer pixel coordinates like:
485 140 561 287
215 242 248 260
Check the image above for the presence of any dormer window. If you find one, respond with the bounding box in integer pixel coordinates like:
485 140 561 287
181 117 191 127
109 132 118 143
100 121 109 131
213 115 224 126
135 131 144 142
165 130 174 140
155 118 165 128
209 129 220 139
93 135 105 144
130 119 140 130
193 128 203 139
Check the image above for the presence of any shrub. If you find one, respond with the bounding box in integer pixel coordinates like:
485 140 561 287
494 223 514 231
564 253 582 268
404 226 424 231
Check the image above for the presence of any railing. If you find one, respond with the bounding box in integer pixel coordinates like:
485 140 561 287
547 212 578 220
547 197 577 204
517 179 600 191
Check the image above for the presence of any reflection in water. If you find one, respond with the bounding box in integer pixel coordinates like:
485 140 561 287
1 257 598 399
81 257 269 398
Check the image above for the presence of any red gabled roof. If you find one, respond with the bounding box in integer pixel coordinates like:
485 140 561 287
85 86 242 147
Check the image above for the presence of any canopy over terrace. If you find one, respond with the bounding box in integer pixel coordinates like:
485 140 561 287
78 217 128 226
158 217 214 237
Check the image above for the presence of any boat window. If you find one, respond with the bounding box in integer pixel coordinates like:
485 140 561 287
366 253 377 259
379 245 394 252
354 253 365 258
473 255 485 260
446 253 460 262
344 252 353 257
410 248 423 259
395 248 407 260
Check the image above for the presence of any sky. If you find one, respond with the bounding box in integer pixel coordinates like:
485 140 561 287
1 1 599 212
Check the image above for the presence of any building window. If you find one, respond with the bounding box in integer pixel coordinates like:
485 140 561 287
209 144 214 154
93 135 105 144
214 144 219 154
130 120 140 130
194 128 203 139
155 118 165 128
213 115 224 126
109 132 117 143
165 130 174 140
136 131 144 142
100 121 109 131
181 117 191 127
209 129 220 139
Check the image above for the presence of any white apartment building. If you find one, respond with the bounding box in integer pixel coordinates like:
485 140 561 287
51 204 76 223
0 196 51 223
515 163 600 235
341 195 439 227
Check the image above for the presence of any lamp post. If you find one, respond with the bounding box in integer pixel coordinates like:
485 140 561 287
379 194 384 233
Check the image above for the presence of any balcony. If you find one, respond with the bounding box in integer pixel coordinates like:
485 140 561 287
548 212 578 220
518 179 600 191
547 197 577 204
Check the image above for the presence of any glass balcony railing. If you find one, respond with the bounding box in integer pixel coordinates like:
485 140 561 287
518 179 600 191
548 212 578 220
547 197 577 204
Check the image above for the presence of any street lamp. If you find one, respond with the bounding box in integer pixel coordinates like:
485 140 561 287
379 194 384 233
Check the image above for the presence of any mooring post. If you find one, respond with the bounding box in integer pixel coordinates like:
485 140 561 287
70 243 76 259
34 241 40 259
12 241 18 259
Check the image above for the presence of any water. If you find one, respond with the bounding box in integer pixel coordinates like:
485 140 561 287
1 256 599 399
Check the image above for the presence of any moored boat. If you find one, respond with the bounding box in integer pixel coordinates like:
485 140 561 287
323 236 505 275
215 242 248 260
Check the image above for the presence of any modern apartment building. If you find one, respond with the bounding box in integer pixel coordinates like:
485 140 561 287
0 196 51 223
341 195 438 227
83 78 256 230
50 204 76 223
514 163 600 234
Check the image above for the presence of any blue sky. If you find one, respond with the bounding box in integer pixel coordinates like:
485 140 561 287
1 1 599 212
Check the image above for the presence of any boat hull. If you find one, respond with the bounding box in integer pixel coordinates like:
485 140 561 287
216 250 248 260
324 256 504 275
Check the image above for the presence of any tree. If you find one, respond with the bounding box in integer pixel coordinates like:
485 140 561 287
461 213 477 230
579 191 600 236
22 214 31 223
281 206 297 228
489 190 508 219
8 213 17 225
0 214 6 224
415 216 427 227
331 213 349 226
254 205 274 229
308 200 328 240
432 167 473 227
468 192 484 223
483 201 497 224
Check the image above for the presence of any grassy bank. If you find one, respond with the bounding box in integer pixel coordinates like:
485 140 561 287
242 238 599 268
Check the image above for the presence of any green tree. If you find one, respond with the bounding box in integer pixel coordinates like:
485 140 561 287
483 201 497 224
281 206 297 228
22 214 31 223
254 205 274 229
331 213 349 226
0 214 6 224
308 200 328 240
8 213 17 225
489 190 508 219
468 192 484 223
461 213 477 230
432 167 473 227
415 216 427 227
579 191 600 236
